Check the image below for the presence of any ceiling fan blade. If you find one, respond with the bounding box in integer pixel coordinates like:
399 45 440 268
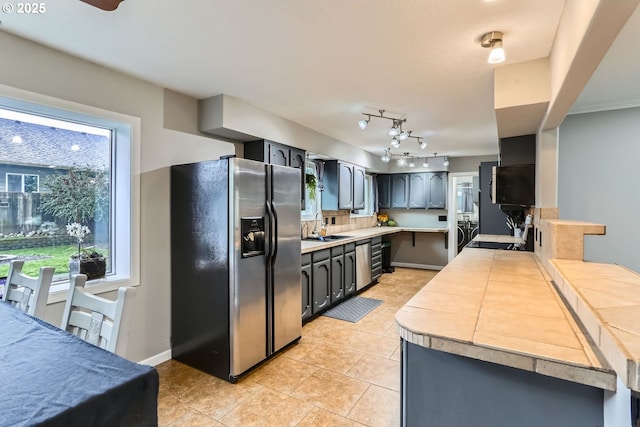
79 0 125 11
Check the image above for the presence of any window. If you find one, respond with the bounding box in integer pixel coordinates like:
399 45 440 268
301 160 321 220
6 173 39 193
352 174 375 217
0 87 139 297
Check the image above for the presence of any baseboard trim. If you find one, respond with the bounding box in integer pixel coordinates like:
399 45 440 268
138 349 171 366
391 262 444 271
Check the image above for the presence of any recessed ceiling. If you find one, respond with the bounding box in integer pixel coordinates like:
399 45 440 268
4 0 635 161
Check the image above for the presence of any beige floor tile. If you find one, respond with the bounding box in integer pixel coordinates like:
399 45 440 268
345 354 400 391
219 388 314 427
297 407 367 427
292 369 369 417
347 384 400 427
166 409 225 427
347 330 401 358
246 354 319 394
296 340 364 374
179 375 264 420
157 391 195 426
389 345 401 361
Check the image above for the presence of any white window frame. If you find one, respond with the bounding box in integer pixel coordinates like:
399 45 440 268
0 84 141 304
6 173 39 193
301 160 321 221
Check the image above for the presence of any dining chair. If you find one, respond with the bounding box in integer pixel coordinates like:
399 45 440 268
1 260 55 318
60 274 136 356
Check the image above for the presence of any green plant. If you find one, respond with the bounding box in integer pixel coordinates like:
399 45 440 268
305 173 317 201
40 166 110 224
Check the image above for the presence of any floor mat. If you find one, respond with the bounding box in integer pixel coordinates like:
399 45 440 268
322 296 383 323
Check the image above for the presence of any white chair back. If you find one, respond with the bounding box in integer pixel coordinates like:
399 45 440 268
1 260 55 317
60 274 136 355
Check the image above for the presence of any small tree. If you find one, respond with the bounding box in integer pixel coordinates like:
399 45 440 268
40 166 110 224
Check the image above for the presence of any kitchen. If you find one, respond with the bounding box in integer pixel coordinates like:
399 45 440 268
1 0 640 426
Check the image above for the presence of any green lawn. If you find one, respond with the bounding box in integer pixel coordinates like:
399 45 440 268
0 245 108 278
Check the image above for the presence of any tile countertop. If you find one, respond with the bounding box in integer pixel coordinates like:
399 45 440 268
548 258 640 392
301 226 448 254
395 247 617 391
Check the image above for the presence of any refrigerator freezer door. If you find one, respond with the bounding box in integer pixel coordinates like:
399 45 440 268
268 164 302 354
229 158 268 377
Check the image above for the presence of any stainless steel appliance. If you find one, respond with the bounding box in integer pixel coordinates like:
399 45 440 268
355 241 371 291
170 157 301 383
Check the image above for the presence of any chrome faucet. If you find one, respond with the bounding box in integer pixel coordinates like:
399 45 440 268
312 212 321 236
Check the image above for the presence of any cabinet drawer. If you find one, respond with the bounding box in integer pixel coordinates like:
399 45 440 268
371 243 382 256
312 249 331 262
344 243 355 252
331 245 344 256
372 236 382 245
371 254 382 267
372 266 382 279
301 253 312 266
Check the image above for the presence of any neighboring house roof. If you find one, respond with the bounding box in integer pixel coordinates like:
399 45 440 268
0 118 109 169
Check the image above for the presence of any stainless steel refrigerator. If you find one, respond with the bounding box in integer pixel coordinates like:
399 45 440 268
170 157 301 383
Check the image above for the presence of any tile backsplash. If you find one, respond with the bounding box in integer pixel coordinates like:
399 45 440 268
301 210 376 238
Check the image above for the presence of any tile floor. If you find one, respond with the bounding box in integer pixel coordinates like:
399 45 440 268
156 267 437 427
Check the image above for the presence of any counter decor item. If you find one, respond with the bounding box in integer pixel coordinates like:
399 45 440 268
67 223 106 280
377 213 389 226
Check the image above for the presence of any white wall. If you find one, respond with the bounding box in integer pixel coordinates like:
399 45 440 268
558 107 640 273
0 31 236 361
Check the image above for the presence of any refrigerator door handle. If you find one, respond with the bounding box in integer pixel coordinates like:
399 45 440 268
271 201 278 265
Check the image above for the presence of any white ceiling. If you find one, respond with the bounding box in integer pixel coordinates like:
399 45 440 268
1 0 639 160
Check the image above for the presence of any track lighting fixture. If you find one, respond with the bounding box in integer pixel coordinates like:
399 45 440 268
360 108 428 152
390 137 401 148
422 159 429 168
481 31 505 64
409 157 415 168
381 148 391 163
443 156 449 167
358 117 370 130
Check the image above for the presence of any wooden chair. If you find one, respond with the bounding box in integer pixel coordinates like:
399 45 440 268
1 260 55 318
60 274 136 356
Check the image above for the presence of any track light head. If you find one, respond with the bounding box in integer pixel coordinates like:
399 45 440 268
390 137 401 148
358 116 370 130
418 139 427 149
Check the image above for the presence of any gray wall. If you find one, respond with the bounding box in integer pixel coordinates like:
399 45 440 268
558 107 640 273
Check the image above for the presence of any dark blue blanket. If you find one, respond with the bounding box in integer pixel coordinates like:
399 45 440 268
0 303 158 427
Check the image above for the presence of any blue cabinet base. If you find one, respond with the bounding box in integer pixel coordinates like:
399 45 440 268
401 340 603 427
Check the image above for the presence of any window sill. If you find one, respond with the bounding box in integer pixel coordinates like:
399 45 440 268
47 275 139 304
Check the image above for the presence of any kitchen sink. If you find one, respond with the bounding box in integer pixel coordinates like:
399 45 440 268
303 235 353 241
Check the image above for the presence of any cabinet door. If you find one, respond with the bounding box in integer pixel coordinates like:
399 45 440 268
344 251 356 296
377 175 391 209
312 259 331 314
391 174 409 208
427 172 447 209
268 142 289 166
409 173 427 208
353 166 366 210
330 255 344 303
301 263 312 321
289 148 306 209
338 162 354 210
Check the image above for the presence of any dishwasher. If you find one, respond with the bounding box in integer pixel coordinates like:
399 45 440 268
355 240 371 291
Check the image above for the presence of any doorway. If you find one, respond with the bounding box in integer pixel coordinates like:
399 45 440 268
447 172 479 262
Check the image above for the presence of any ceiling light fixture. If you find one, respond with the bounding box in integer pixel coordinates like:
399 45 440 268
422 158 429 168
409 157 415 168
480 31 505 64
381 148 391 163
388 121 400 137
443 156 450 167
358 117 370 130
390 137 401 148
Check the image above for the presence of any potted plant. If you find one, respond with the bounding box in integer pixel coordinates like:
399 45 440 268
305 173 317 201
67 222 106 280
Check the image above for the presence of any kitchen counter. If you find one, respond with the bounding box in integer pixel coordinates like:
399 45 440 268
396 247 615 390
396 247 617 426
301 226 448 254
547 258 640 392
